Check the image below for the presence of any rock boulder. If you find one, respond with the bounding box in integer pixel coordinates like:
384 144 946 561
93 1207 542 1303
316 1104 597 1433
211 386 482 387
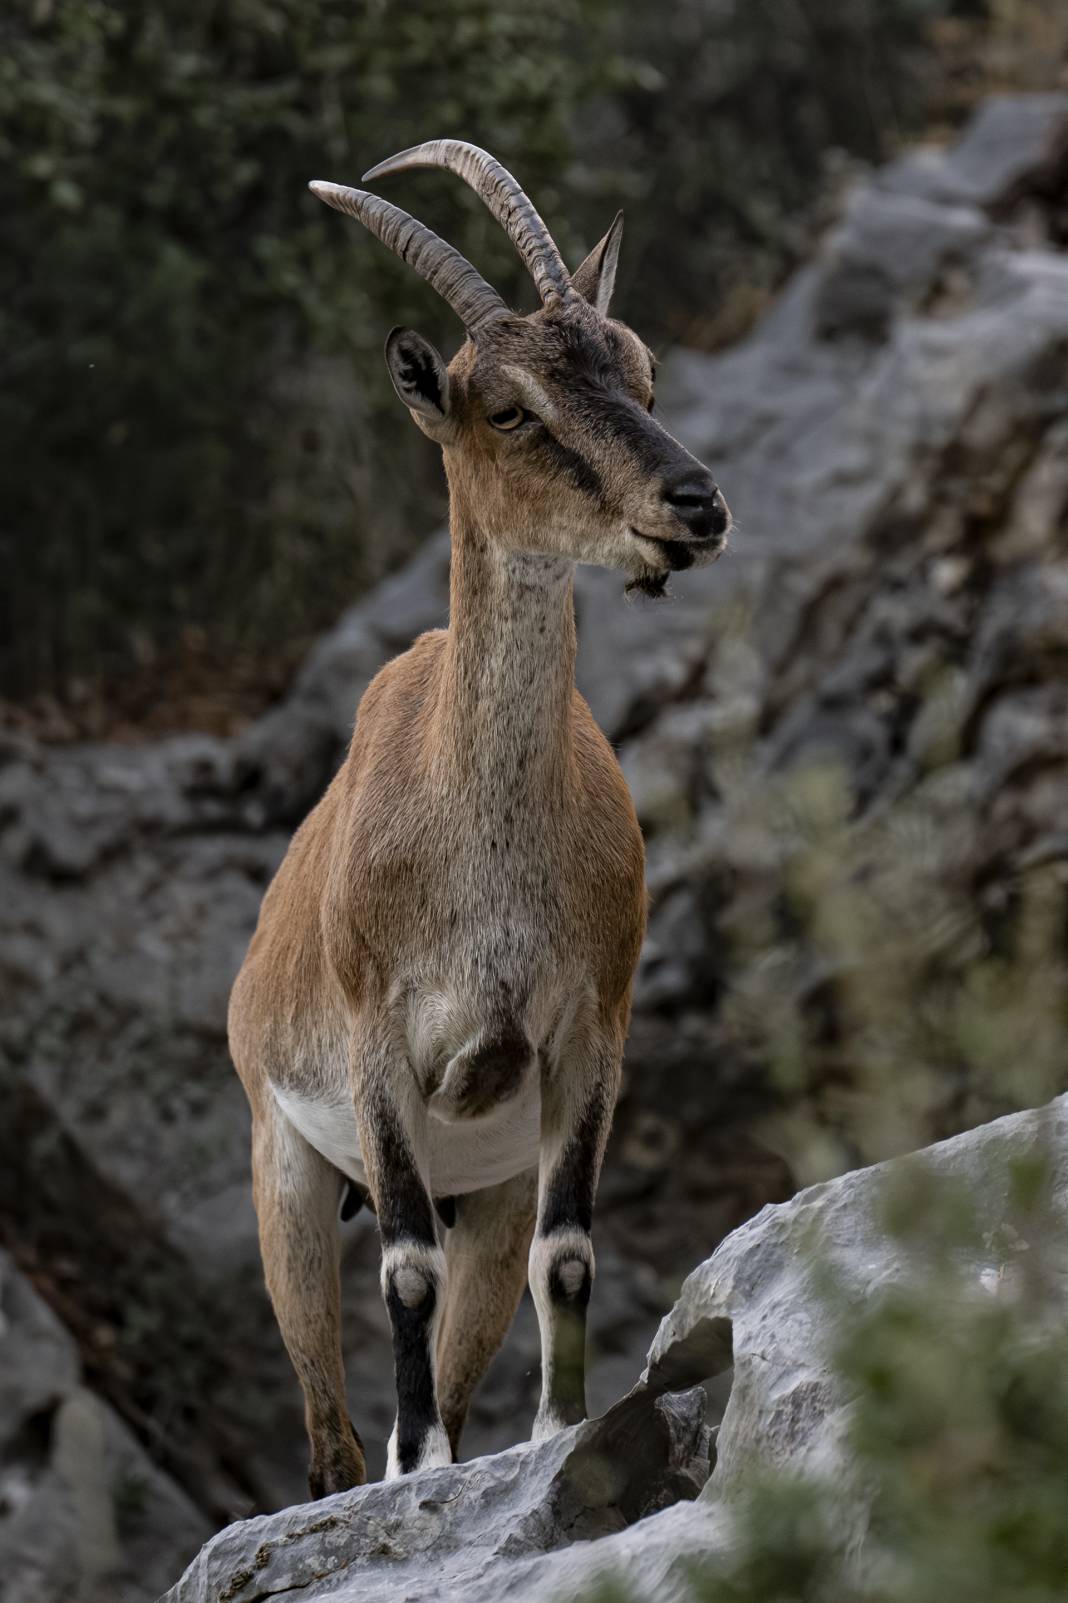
163 1094 1068 1601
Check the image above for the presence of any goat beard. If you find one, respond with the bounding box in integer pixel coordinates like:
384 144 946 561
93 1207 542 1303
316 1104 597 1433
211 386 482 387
625 568 671 600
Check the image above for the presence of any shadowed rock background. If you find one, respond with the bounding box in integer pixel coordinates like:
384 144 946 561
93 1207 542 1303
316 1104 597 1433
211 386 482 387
1 5 1067 1599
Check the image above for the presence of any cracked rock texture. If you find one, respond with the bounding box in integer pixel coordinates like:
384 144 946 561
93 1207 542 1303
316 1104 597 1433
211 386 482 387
164 1383 715 1603
1 94 1066 1599
163 1095 1068 1602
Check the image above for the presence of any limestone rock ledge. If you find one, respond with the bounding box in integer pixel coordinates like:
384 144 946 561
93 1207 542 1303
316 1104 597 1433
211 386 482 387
161 1093 1068 1603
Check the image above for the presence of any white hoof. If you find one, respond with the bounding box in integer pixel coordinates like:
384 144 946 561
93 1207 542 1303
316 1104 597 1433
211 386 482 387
531 1409 569 1444
385 1419 452 1478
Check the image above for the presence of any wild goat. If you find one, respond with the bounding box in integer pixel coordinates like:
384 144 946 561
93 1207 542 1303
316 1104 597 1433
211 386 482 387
229 139 730 1494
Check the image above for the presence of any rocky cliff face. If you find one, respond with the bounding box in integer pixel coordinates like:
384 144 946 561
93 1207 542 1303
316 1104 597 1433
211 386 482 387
1 95 1066 1600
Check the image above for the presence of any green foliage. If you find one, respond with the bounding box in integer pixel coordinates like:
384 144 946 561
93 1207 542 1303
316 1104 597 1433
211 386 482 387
571 1147 1068 1603
0 0 617 700
688 602 1068 1178
1 0 974 709
714 755 1067 1181
583 0 949 347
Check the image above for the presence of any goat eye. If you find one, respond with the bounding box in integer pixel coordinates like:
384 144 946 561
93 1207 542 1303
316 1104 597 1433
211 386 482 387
489 406 527 431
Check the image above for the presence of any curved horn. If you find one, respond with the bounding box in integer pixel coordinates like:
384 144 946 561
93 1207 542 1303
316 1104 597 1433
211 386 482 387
362 139 573 309
309 180 507 333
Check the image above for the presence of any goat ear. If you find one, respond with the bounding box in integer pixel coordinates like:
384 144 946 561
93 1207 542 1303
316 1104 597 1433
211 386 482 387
572 211 624 315
384 327 451 428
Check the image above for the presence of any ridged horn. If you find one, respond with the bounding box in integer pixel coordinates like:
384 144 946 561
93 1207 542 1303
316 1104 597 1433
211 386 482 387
362 139 573 309
309 180 507 333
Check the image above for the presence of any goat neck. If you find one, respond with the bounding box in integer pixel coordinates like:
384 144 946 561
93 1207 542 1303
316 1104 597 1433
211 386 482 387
432 487 577 797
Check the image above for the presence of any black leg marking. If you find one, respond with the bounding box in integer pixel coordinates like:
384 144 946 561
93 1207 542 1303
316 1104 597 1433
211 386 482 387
372 1108 437 1248
549 1258 592 1308
360 1089 450 1476
532 1047 621 1441
385 1264 441 1474
541 1094 607 1237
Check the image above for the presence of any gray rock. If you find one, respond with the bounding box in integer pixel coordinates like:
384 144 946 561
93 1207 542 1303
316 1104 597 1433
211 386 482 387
574 562 735 742
636 881 708 1010
162 1382 713 1603
162 1094 1068 1602
813 188 991 341
648 1094 1068 1548
878 94 1068 213
0 1252 210 1603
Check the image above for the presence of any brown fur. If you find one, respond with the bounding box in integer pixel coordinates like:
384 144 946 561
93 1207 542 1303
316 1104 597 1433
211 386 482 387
229 256 729 1492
